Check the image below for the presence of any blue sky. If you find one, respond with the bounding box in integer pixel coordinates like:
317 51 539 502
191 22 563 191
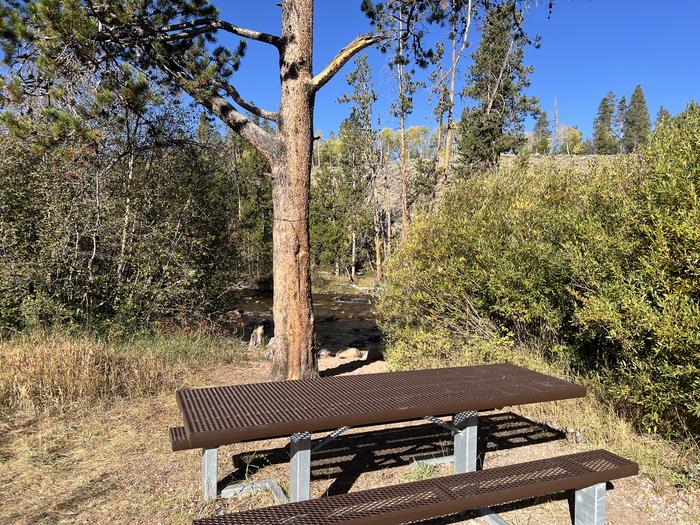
217 1 700 138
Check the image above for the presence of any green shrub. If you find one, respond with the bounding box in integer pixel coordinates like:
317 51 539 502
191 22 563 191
378 103 700 437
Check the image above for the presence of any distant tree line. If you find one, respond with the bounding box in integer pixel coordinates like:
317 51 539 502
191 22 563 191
524 84 664 156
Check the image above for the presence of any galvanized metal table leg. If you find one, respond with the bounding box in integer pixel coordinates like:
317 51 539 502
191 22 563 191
289 432 311 502
453 410 478 474
574 483 606 525
202 447 218 500
477 509 510 524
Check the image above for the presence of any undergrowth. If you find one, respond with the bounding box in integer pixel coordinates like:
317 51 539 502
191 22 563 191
0 331 250 413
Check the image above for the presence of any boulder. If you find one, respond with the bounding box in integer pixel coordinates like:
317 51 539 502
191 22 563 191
316 348 332 359
336 347 363 359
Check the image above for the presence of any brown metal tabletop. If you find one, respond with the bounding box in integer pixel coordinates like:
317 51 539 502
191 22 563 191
172 363 585 451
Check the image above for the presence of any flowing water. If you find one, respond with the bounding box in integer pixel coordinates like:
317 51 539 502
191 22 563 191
228 291 383 358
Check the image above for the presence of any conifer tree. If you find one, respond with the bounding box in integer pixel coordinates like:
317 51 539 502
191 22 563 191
623 84 651 152
655 106 672 128
336 54 378 282
457 1 539 169
532 111 551 154
592 92 619 154
613 95 627 147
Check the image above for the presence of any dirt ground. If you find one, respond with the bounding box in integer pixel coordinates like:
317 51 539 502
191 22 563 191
1 354 697 525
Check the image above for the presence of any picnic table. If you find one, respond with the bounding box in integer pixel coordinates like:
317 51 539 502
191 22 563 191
171 363 639 524
170 363 587 502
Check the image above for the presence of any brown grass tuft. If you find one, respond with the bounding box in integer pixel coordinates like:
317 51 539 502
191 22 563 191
0 332 250 413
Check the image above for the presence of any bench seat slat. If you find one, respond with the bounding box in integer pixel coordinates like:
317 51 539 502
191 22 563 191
170 426 190 451
193 449 637 525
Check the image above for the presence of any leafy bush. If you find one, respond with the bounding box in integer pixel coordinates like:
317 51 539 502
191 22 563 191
0 109 271 335
378 103 700 437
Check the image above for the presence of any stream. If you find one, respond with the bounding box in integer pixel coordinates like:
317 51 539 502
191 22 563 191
227 291 383 358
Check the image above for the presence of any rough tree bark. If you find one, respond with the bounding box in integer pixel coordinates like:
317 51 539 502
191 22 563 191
267 0 383 379
166 0 384 379
267 0 316 380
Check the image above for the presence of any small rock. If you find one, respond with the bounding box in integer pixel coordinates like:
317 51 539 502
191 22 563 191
249 325 264 349
317 348 332 359
336 347 363 359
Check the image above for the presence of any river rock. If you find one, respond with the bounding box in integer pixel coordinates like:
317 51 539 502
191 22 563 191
249 325 264 349
316 348 332 359
336 347 363 359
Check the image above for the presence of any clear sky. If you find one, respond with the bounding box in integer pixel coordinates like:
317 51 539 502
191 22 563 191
216 1 700 138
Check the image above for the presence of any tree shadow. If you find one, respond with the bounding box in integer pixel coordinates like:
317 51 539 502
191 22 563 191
219 411 566 497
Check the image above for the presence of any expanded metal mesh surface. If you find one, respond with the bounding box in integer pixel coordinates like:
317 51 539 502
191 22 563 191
193 450 637 525
174 364 584 448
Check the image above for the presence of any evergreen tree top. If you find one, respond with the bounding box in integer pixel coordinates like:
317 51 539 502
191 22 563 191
623 84 650 152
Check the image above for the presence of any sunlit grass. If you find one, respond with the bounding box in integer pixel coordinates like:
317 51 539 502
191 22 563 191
0 331 250 413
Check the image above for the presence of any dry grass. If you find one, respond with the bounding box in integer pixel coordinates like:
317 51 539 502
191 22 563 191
312 270 376 293
0 361 274 525
0 332 251 414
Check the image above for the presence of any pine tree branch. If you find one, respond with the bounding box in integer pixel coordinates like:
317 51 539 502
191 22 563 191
216 81 278 122
311 33 386 93
158 18 282 47
156 56 282 164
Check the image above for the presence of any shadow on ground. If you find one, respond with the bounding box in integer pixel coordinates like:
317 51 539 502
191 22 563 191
219 411 566 498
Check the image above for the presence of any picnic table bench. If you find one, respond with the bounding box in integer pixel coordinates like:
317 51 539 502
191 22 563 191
169 363 638 524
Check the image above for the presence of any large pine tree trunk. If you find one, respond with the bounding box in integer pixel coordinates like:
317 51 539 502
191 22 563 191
270 0 317 380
